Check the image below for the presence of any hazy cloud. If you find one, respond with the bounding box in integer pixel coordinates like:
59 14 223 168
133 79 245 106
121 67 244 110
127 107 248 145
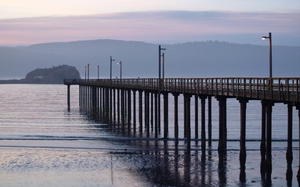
0 11 299 46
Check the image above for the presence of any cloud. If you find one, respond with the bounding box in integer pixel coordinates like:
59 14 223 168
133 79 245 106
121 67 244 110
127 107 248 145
0 10 299 46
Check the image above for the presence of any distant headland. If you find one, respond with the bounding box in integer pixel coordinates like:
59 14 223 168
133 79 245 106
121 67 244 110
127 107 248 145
0 65 81 84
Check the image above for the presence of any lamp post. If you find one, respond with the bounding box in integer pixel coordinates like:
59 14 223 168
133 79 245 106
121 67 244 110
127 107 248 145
162 53 165 79
87 63 91 81
117 61 122 79
96 65 99 79
110 56 115 81
262 32 272 78
109 56 115 125
158 45 166 133
84 66 87 81
158 45 166 88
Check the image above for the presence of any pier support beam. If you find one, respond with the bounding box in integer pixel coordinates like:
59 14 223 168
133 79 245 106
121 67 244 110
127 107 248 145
296 104 300 183
195 95 199 139
154 92 158 138
217 97 227 155
184 94 191 149
145 91 150 137
208 96 212 147
117 89 120 125
133 90 137 134
67 84 71 111
163 92 169 139
100 87 103 122
238 98 248 182
286 102 293 163
92 86 97 119
150 92 154 130
121 89 125 133
139 90 143 133
260 100 266 177
173 93 179 144
105 88 109 124
109 87 113 125
266 101 274 185
200 95 206 151
127 90 131 132
286 102 293 185
113 88 116 125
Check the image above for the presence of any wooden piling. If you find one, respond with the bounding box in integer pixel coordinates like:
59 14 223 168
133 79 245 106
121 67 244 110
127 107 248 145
286 102 293 163
121 89 125 133
217 97 227 155
145 91 150 137
67 84 70 111
105 88 109 124
266 101 273 185
260 100 266 177
150 92 154 130
117 89 120 125
195 95 199 139
163 92 169 139
133 90 136 134
286 101 293 186
201 96 206 151
139 90 143 133
208 96 212 147
238 98 248 181
127 90 131 132
113 88 116 125
109 87 113 125
184 94 191 149
100 88 103 122
155 92 158 138
173 93 179 143
296 105 300 184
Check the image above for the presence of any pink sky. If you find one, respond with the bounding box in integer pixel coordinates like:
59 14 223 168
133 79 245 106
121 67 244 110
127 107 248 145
1 11 300 46
1 0 300 46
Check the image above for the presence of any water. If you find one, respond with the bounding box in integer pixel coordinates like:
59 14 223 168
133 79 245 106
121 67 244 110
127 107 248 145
0 84 299 186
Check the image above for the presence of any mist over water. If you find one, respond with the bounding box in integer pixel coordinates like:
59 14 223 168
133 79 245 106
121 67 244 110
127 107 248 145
0 84 299 186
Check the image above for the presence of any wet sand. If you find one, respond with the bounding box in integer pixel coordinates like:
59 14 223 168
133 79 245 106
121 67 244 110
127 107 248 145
0 148 152 187
0 141 299 187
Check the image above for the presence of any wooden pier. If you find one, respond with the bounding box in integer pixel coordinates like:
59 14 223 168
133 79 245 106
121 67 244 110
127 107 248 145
65 77 300 184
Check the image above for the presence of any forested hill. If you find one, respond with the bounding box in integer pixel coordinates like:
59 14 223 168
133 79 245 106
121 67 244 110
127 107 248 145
0 40 299 79
0 65 80 84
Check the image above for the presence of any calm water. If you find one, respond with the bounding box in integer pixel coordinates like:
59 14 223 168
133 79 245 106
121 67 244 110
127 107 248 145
0 84 299 186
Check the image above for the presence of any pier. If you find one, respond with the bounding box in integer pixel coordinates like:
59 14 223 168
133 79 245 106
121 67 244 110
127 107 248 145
65 77 300 184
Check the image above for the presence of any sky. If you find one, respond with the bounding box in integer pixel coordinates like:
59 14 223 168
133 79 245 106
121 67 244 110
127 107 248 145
1 0 300 46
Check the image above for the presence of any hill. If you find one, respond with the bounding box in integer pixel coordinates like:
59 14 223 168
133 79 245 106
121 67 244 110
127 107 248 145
0 40 299 79
0 65 80 84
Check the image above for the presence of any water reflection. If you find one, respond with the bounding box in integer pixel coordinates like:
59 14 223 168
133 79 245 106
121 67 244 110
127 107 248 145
286 158 293 187
218 152 227 186
109 140 220 186
100 125 300 186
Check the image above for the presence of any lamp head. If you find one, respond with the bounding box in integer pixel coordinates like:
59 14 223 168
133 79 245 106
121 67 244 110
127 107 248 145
262 36 268 40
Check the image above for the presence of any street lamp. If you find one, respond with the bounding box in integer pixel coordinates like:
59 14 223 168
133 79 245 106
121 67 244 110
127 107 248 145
158 45 166 134
109 56 115 125
162 53 165 79
158 45 166 87
84 66 87 81
87 63 91 81
117 61 122 79
262 32 272 78
110 56 115 80
96 65 99 79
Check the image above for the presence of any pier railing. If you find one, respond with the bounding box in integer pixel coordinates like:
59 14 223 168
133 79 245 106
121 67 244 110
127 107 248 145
76 77 300 103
